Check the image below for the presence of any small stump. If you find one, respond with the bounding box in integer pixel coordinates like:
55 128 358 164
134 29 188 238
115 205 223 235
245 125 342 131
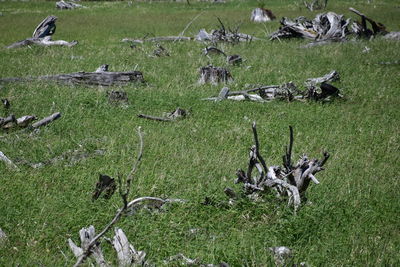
198 65 233 85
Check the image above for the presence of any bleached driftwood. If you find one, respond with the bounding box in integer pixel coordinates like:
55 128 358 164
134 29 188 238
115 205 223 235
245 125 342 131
6 15 77 49
56 0 84 9
68 226 109 267
225 123 330 212
250 8 276 22
199 65 233 85
112 228 147 266
270 12 350 41
16 115 37 128
6 36 78 49
203 71 341 102
0 115 16 129
0 151 18 169
138 107 187 122
0 70 144 86
304 70 339 87
33 15 57 38
195 28 261 43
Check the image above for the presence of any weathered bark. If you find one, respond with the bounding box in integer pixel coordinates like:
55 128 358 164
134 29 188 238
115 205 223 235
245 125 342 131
199 65 233 85
112 228 147 266
250 8 276 22
33 15 57 38
0 70 144 86
0 151 18 170
270 12 350 41
6 36 78 49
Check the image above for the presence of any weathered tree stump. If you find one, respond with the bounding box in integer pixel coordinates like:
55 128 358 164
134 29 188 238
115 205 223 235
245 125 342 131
198 65 233 85
250 8 276 22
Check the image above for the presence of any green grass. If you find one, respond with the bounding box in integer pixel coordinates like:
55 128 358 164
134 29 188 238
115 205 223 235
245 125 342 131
0 0 399 266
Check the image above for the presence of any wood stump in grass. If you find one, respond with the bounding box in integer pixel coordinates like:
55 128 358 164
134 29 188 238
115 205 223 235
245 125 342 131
198 65 233 85
32 15 57 38
250 8 276 22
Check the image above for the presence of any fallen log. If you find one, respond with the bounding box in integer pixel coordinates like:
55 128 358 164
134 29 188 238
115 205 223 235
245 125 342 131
225 123 330 212
0 70 145 86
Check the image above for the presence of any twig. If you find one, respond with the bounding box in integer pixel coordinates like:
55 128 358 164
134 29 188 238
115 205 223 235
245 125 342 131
177 12 204 41
137 114 173 122
251 122 268 174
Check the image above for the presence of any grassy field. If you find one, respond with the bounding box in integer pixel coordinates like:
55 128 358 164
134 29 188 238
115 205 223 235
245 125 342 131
0 0 399 266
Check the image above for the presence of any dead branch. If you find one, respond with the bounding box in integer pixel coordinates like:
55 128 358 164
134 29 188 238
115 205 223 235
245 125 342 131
349 7 387 37
31 112 61 129
56 0 85 9
6 36 78 49
226 123 330 212
138 108 187 122
122 36 192 44
112 228 147 266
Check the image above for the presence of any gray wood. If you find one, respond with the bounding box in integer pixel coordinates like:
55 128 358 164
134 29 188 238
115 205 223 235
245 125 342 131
6 36 78 49
32 15 57 38
31 112 61 129
198 65 233 85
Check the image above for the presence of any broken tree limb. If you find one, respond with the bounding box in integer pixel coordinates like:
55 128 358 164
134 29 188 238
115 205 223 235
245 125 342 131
33 15 57 38
305 70 339 87
138 108 187 122
112 228 147 266
31 112 61 129
122 36 192 44
349 7 387 37
6 36 78 49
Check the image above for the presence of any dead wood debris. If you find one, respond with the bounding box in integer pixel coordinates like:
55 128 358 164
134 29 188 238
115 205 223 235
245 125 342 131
56 0 85 9
0 151 19 170
1 99 10 109
138 107 187 122
153 43 170 57
270 8 392 47
224 123 330 212
203 70 341 102
0 66 144 86
199 65 233 85
6 15 78 49
0 112 60 130
250 8 276 23
69 128 185 266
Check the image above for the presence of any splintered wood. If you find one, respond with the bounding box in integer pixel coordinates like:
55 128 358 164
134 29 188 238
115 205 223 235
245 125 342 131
250 8 276 22
225 123 330 212
199 65 233 85
203 71 341 102
6 15 78 49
